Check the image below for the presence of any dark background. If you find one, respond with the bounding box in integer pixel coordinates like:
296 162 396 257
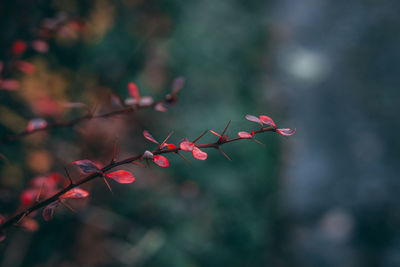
0 0 399 266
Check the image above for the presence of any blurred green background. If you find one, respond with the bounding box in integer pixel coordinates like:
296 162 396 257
1 0 400 266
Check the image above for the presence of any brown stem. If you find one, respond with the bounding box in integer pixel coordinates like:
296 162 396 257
0 127 274 231
0 94 172 145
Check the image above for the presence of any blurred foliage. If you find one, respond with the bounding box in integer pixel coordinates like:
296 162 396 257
0 0 287 266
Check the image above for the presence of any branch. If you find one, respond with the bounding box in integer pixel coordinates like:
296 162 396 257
0 127 276 231
0 93 176 145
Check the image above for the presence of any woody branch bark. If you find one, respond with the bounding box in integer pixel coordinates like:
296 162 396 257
0 126 276 231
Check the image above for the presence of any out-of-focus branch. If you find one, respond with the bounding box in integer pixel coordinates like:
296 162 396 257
0 93 177 145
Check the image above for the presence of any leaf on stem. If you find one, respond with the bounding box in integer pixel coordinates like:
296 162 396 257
60 188 89 199
143 130 159 144
153 155 169 167
26 118 48 132
180 140 194 152
73 160 102 174
105 170 135 184
238 131 253 139
276 128 296 137
245 115 262 126
42 201 59 222
128 82 140 101
192 147 207 161
259 115 276 128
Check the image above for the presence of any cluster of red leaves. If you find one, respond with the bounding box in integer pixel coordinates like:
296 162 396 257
0 13 86 93
0 112 295 242
20 173 63 206
0 38 50 91
239 114 296 138
43 187 89 221
22 79 183 135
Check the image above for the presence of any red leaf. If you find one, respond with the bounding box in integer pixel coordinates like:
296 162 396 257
0 230 5 242
128 82 140 101
259 115 276 128
276 128 296 137
105 170 135 184
153 155 169 167
12 40 27 56
20 217 39 232
167 144 177 149
26 118 48 132
238 131 253 138
0 215 5 240
20 189 38 205
139 96 154 106
180 140 194 152
172 77 185 94
143 130 159 144
60 188 89 199
124 97 137 106
73 160 102 174
16 61 35 74
245 115 262 126
154 102 167 112
0 79 20 91
192 147 207 160
42 201 59 222
31 40 49 53
111 94 123 107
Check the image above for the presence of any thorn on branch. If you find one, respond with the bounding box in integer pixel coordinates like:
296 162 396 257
15 212 28 225
35 183 44 202
217 147 232 161
251 138 264 146
160 131 174 149
221 120 231 137
60 200 76 213
193 130 208 144
102 177 113 194
112 138 119 163
64 167 74 186
177 151 191 165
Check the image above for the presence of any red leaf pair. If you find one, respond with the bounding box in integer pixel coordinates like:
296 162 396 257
180 139 208 161
245 114 296 137
20 173 63 206
245 114 276 128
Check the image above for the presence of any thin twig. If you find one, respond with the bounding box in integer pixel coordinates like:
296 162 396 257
0 126 275 231
0 93 175 145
